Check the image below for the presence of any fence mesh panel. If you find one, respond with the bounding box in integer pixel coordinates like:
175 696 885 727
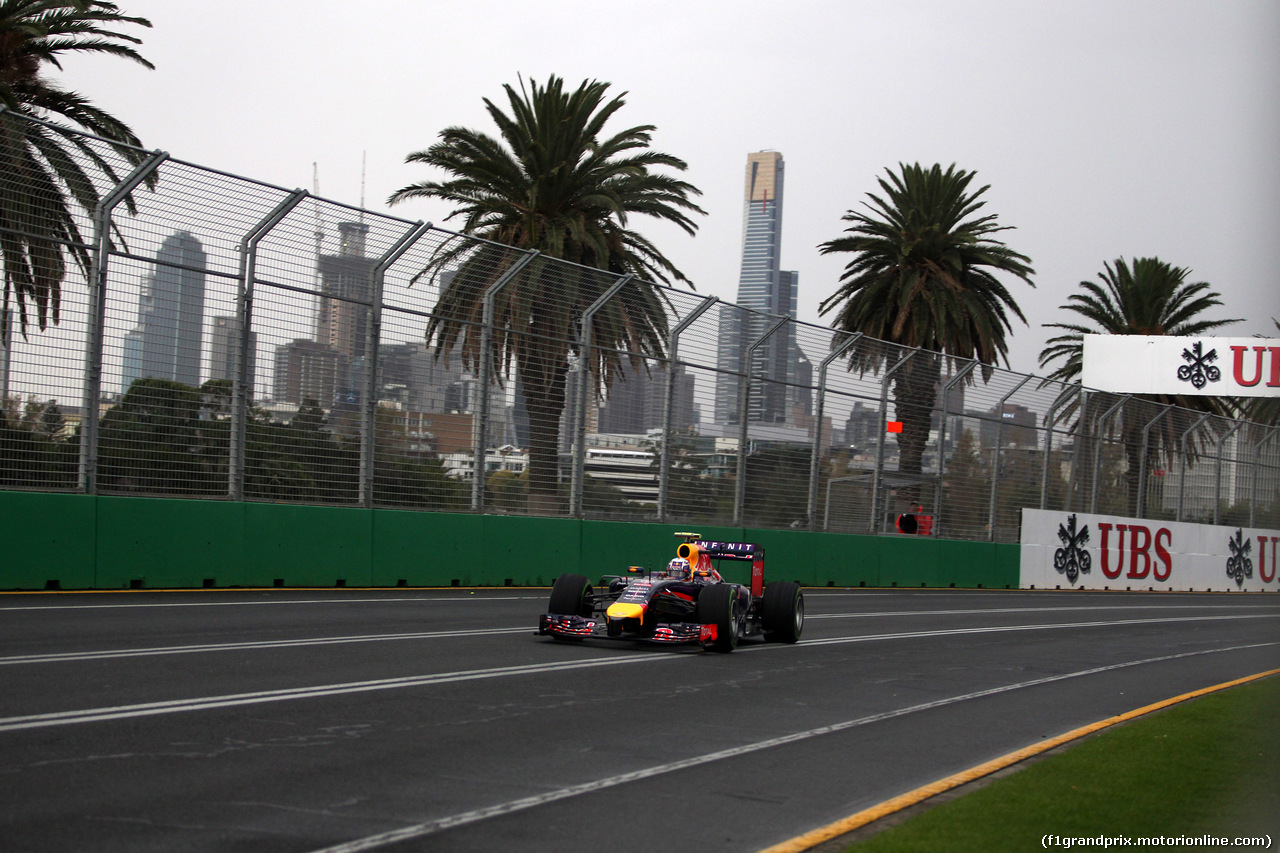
3 111 1277 539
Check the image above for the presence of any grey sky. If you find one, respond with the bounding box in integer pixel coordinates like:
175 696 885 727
64 0 1279 376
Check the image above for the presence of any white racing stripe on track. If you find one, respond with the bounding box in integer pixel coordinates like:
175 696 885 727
0 627 533 666
308 640 1279 853
798 613 1280 647
2 614 1276 732
4 613 1272 668
805 604 1279 620
0 596 541 612
0 654 689 733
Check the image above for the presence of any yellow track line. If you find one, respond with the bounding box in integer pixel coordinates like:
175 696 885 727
759 667 1280 853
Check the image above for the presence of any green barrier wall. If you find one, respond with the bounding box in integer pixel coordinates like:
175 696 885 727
0 492 1020 591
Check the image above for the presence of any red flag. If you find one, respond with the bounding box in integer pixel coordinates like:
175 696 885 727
886 421 903 433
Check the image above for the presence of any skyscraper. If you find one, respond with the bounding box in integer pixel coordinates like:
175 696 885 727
715 152 802 424
272 221 373 406
122 231 207 392
315 221 375 363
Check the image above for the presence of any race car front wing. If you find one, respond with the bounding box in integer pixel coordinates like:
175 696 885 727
538 614 717 645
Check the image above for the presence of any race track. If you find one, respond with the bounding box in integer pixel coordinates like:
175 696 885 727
1 587 1277 852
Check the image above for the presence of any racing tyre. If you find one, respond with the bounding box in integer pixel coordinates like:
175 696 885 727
697 584 740 653
548 573 593 618
761 581 804 643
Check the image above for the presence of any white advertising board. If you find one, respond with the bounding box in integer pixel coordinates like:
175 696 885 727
1080 335 1280 397
1020 508 1280 592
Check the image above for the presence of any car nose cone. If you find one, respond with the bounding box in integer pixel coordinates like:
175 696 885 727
606 602 645 621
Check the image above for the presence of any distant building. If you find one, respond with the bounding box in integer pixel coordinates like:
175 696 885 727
597 360 696 435
208 315 256 389
315 222 375 365
122 231 206 392
273 339 347 405
376 341 467 413
715 152 804 425
980 403 1038 449
845 402 881 451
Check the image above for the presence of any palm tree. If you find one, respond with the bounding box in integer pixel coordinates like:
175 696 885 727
0 0 153 335
389 75 704 513
1038 257 1241 515
818 162 1034 506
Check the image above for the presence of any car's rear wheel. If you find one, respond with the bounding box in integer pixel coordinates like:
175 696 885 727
548 573 593 618
761 581 804 643
697 584 740 652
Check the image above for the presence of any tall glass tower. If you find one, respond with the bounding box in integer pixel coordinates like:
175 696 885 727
715 151 799 424
122 231 207 392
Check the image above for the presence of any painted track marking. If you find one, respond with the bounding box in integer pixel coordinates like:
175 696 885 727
0 627 531 665
2 616 1277 731
305 644 1278 853
2 612 1274 668
759 667 1280 853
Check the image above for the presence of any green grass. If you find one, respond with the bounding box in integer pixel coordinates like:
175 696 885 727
844 676 1280 852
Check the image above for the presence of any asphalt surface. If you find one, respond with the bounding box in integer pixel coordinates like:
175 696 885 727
1 587 1277 852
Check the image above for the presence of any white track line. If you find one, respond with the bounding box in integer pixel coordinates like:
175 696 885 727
307 641 1279 853
0 655 687 733
0 595 540 612
0 627 532 665
2 614 1276 731
3 612 1273 667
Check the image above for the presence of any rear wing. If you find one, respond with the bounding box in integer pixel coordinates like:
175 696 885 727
675 536 765 597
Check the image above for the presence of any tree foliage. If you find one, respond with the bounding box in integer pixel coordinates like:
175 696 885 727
1039 257 1242 514
819 163 1034 502
389 75 704 513
0 0 154 334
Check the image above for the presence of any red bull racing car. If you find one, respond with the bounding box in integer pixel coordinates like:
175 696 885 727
537 533 804 652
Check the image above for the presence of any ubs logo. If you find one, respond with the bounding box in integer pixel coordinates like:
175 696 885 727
1053 514 1091 585
1226 529 1253 588
1177 340 1220 389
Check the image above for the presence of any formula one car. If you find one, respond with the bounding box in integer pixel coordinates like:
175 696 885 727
537 533 803 652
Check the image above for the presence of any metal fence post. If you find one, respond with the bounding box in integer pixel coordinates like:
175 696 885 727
1135 404 1174 519
1212 419 1245 525
1176 412 1213 522
658 295 717 523
569 274 634 518
360 221 430 508
0 307 10 407
1040 385 1080 511
869 347 919 534
470 249 538 512
930 360 977 533
1065 390 1088 512
1089 394 1130 514
734 316 789 527
229 189 307 501
1250 425 1278 527
77 149 169 494
985 373 1032 542
807 332 862 531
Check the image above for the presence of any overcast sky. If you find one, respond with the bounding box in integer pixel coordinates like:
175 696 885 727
62 0 1279 377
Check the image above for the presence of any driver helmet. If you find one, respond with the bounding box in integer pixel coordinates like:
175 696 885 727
667 557 691 580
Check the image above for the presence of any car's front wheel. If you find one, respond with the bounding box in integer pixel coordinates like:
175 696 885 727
548 573 593 618
697 584 740 653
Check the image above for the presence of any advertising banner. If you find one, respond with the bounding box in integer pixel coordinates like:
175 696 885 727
1080 335 1280 397
1020 508 1280 592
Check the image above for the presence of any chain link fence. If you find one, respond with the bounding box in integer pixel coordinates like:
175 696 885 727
3 109 1278 541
